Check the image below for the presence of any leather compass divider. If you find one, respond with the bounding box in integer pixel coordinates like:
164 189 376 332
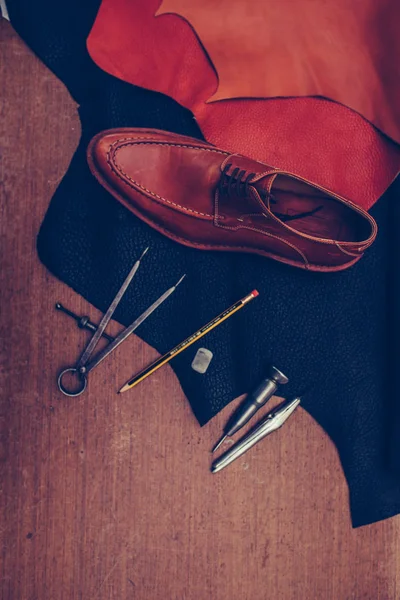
87 0 400 211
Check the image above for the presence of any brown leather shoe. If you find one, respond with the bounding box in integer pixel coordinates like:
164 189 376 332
87 128 377 272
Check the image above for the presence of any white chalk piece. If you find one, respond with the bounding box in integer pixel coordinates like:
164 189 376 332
191 348 213 374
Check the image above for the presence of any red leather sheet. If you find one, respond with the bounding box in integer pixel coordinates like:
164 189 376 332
87 0 400 210
158 0 400 144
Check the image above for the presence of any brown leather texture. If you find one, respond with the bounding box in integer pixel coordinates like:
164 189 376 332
87 128 377 272
86 0 400 212
158 0 400 144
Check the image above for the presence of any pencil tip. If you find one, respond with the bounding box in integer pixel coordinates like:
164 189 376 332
119 384 129 394
211 434 227 453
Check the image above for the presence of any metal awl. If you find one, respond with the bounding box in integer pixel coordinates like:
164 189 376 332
212 365 289 453
211 397 301 473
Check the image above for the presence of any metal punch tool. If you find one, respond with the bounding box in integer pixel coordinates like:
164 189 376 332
212 365 289 453
57 248 185 397
211 397 301 473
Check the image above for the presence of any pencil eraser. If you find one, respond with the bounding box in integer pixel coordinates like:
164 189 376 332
251 290 259 297
191 348 213 374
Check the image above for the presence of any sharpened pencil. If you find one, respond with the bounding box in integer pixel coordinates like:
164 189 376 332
118 289 259 393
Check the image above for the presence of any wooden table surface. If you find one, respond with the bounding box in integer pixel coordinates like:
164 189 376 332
1 19 400 600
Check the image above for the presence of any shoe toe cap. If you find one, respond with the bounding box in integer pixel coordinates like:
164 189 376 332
88 131 221 220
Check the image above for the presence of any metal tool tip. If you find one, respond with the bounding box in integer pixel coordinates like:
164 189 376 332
175 274 186 287
211 461 223 474
55 303 62 309
139 247 150 260
211 434 227 454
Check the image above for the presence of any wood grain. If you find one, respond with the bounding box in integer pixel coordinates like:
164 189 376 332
1 19 400 600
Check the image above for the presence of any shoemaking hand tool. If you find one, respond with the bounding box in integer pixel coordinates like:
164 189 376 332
57 247 185 397
212 365 289 452
211 397 301 473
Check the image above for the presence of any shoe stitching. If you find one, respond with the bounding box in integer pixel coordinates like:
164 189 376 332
251 187 374 246
247 166 376 245
220 222 310 267
88 148 359 272
110 139 228 158
100 168 307 257
237 213 268 222
102 157 310 264
220 154 234 172
214 189 309 267
93 136 363 269
240 214 363 256
267 171 377 242
252 168 280 182
103 136 376 243
335 242 361 256
106 139 228 219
